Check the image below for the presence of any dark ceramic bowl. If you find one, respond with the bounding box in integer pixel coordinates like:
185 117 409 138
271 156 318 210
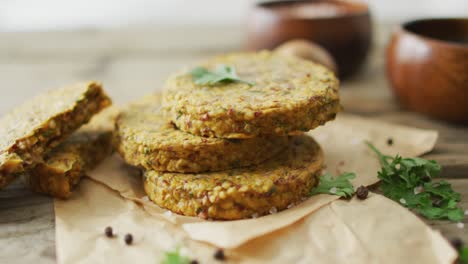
386 18 468 122
246 0 372 79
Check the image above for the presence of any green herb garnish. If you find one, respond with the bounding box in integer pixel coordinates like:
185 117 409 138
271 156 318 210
190 65 255 86
366 141 464 222
161 248 190 264
459 247 468 263
310 172 356 198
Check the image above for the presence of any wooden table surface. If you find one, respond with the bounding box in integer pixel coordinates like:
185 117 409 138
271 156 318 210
0 24 466 263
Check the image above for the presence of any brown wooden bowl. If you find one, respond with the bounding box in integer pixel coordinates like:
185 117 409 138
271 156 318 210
246 0 372 79
386 18 468 123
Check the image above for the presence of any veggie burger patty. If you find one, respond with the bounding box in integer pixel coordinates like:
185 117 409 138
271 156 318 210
144 135 323 220
115 94 289 173
162 51 340 138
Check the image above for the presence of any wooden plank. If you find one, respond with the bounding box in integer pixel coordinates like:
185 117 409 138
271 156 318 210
0 26 243 61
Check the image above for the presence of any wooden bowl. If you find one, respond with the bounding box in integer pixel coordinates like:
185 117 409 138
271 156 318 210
386 18 468 122
246 0 372 79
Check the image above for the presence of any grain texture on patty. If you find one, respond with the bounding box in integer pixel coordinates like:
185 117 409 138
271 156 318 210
163 51 340 138
23 107 117 198
144 135 323 220
115 95 289 173
0 81 111 189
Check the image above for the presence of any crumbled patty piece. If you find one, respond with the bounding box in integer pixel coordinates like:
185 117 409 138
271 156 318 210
23 107 117 198
144 135 323 220
162 51 340 138
0 81 111 189
115 94 289 173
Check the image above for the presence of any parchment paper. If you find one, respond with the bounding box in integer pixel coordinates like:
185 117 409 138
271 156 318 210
55 114 457 263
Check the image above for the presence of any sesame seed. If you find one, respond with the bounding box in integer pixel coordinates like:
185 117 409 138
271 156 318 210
457 222 465 229
399 198 406 204
329 187 337 194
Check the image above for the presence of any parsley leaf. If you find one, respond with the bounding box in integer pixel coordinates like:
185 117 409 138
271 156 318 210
161 248 190 264
310 172 356 198
190 65 255 86
366 141 464 222
459 247 468 264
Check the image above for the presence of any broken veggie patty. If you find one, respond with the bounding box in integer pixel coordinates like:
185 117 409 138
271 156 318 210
0 81 111 189
23 107 117 198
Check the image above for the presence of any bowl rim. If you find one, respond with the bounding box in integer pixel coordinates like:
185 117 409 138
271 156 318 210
254 0 370 20
400 17 468 50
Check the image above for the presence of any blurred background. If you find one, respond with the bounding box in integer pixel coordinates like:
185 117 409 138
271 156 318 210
1 0 467 31
0 0 467 116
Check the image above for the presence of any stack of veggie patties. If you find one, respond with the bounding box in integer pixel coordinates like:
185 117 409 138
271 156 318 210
0 82 115 198
115 51 340 220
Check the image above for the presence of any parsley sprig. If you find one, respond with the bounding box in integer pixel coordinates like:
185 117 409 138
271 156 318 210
310 172 355 198
190 65 255 86
459 247 468 263
161 248 190 264
366 141 464 222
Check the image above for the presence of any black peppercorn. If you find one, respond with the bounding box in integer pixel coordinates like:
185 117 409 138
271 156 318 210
214 249 225 261
450 238 463 251
104 226 113 238
124 234 133 245
387 138 393 146
190 260 199 264
356 186 369 200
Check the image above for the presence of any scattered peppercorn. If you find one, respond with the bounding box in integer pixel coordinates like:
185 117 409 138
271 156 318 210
214 249 225 261
124 234 133 245
450 238 463 251
104 226 113 237
190 260 199 264
387 138 393 146
356 186 369 200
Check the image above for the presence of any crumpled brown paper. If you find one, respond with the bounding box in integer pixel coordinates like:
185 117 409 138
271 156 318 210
55 114 457 263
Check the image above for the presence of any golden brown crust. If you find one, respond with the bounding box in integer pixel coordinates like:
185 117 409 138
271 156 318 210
163 51 340 138
115 94 289 173
144 135 323 220
0 81 111 189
